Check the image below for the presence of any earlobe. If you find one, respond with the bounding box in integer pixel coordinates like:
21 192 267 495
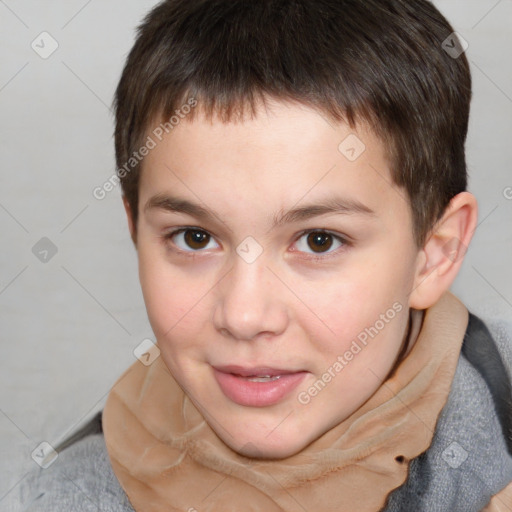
122 196 137 246
409 192 478 309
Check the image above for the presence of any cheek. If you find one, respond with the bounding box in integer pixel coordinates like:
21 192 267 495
137 248 204 340
293 251 414 355
137 251 224 383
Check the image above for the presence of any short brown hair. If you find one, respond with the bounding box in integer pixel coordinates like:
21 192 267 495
113 0 471 246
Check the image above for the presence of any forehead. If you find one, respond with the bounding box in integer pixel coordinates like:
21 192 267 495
139 99 408 227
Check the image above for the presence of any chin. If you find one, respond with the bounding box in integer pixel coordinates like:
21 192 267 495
218 425 312 460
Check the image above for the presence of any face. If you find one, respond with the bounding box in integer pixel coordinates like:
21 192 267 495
132 99 423 459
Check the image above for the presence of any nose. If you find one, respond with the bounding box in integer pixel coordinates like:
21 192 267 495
213 257 289 341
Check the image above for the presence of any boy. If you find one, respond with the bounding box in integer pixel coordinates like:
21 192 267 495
18 0 512 510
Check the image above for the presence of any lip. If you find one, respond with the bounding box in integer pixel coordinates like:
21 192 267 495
214 365 300 377
212 365 308 407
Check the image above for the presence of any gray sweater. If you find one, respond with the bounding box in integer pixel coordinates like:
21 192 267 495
14 315 512 511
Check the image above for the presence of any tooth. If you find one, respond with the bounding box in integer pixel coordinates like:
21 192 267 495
245 375 282 382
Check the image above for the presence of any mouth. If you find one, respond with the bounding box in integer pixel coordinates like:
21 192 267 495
212 365 308 407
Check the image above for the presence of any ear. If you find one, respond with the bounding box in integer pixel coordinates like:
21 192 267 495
122 195 137 246
409 192 478 309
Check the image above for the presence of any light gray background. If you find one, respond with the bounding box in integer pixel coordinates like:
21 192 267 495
0 0 511 505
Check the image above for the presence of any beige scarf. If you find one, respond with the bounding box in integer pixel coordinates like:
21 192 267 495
103 292 476 511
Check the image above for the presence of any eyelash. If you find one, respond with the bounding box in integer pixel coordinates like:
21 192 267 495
161 227 351 260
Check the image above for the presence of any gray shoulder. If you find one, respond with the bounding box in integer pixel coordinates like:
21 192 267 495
484 316 512 376
16 433 134 512
385 317 512 511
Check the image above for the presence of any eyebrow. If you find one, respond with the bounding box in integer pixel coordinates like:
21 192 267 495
144 193 375 228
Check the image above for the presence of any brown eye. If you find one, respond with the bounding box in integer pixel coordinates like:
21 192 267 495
306 232 334 253
183 229 211 249
168 228 218 252
293 230 346 256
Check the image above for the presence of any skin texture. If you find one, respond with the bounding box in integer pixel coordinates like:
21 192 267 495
124 98 478 459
